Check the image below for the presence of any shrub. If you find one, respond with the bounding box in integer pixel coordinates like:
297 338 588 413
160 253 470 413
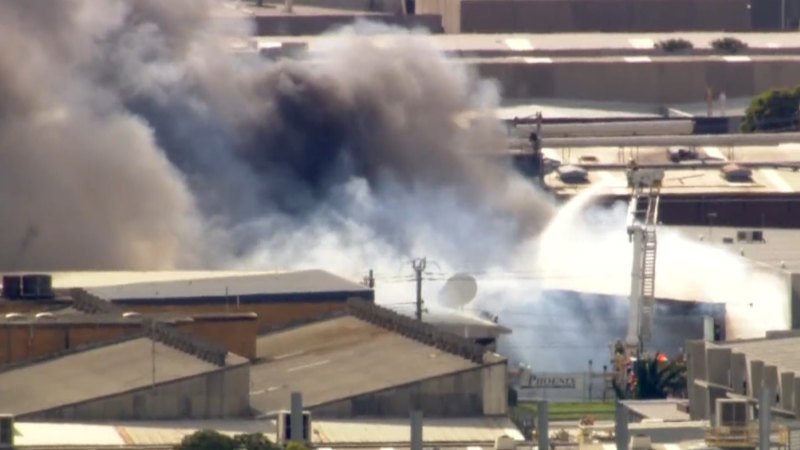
285 441 311 450
175 431 280 450
655 38 694 52
234 433 280 450
710 37 748 54
174 430 236 450
741 87 800 132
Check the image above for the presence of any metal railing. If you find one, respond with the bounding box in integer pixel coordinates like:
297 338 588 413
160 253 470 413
142 317 228 367
346 298 486 364
70 288 121 314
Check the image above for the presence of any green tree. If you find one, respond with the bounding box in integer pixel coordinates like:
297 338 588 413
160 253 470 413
285 442 311 450
174 430 236 450
633 355 686 399
655 38 694 53
741 87 800 132
234 433 280 450
612 353 687 400
710 37 748 54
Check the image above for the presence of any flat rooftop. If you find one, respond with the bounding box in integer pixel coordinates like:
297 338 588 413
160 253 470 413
0 337 247 417
82 270 372 304
670 225 800 273
540 144 800 196
622 399 690 422
250 315 492 415
253 31 800 50
717 334 800 375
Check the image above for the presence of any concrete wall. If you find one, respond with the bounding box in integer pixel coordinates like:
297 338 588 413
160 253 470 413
311 363 506 417
416 0 461 33
27 363 251 421
0 315 258 366
417 0 750 33
475 58 800 104
482 361 508 415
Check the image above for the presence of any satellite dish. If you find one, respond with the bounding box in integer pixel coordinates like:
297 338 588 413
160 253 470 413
437 273 478 308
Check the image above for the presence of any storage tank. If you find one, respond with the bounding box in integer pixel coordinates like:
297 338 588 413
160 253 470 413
21 274 53 299
1 276 22 300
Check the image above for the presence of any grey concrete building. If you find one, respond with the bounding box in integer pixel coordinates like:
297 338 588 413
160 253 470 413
688 334 800 421
250 300 508 418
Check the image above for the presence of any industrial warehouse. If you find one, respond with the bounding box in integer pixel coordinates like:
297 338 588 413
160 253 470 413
4 1 800 450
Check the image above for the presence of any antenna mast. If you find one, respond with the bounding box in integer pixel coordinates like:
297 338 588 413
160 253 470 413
412 258 427 321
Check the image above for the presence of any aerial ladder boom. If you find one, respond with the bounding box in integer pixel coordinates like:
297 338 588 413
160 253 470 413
625 166 664 353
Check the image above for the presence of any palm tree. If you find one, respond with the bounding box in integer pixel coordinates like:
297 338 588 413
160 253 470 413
612 353 687 400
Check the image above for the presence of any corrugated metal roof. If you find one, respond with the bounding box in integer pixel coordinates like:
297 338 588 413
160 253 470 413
250 316 481 415
15 422 126 447
45 270 280 289
313 417 524 444
0 338 247 416
14 417 524 448
84 270 371 303
119 420 276 446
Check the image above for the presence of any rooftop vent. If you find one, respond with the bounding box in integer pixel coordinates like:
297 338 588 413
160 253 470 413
21 274 53 299
668 147 699 163
721 163 752 182
557 165 589 183
630 434 652 450
2 276 22 300
715 398 749 428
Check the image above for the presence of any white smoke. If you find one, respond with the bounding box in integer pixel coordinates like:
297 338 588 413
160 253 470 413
0 1 790 372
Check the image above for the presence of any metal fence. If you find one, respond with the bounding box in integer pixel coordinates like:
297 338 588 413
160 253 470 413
514 371 615 403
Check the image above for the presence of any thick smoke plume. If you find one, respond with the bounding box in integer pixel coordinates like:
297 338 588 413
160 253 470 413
0 0 552 271
1 1 788 372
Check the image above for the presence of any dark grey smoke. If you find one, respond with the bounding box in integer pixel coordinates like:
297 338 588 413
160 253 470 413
0 0 554 271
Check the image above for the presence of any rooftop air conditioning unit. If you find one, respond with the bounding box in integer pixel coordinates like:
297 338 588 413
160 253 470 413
737 230 765 243
34 312 55 321
630 434 652 450
494 435 517 450
4 313 25 322
668 147 699 163
715 398 749 428
557 165 589 183
0 414 14 449
276 410 311 444
721 163 752 182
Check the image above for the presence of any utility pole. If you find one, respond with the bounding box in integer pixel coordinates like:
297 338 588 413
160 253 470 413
363 269 375 288
412 258 427 321
151 320 156 391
